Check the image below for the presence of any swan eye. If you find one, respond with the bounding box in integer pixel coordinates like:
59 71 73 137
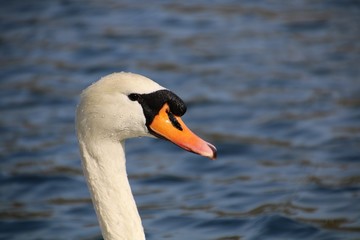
128 93 140 101
166 109 183 131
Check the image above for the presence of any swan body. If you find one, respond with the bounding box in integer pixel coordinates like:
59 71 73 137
76 72 216 240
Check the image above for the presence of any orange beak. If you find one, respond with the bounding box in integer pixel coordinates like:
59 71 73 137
149 104 217 160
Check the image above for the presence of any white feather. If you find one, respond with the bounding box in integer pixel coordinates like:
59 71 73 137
76 72 165 240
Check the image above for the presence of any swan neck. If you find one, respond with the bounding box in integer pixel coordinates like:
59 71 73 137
79 139 145 240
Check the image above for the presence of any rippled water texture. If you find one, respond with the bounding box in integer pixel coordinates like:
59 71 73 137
1 1 360 239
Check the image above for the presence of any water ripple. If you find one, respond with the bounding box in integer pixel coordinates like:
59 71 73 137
1 1 359 239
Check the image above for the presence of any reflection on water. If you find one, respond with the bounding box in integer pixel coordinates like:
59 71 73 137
1 1 359 240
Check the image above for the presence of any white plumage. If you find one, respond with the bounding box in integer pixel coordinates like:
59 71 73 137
76 72 216 239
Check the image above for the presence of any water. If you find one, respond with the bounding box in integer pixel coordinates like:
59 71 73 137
1 1 360 239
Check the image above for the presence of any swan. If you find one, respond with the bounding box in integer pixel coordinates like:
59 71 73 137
76 72 217 240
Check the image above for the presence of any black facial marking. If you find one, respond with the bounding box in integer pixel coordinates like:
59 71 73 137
167 110 183 131
128 89 187 129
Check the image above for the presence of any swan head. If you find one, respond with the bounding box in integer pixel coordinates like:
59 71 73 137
76 72 216 159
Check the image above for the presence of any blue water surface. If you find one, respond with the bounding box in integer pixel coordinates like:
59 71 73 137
1 1 360 240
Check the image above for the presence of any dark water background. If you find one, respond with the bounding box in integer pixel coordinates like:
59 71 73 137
1 1 360 239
